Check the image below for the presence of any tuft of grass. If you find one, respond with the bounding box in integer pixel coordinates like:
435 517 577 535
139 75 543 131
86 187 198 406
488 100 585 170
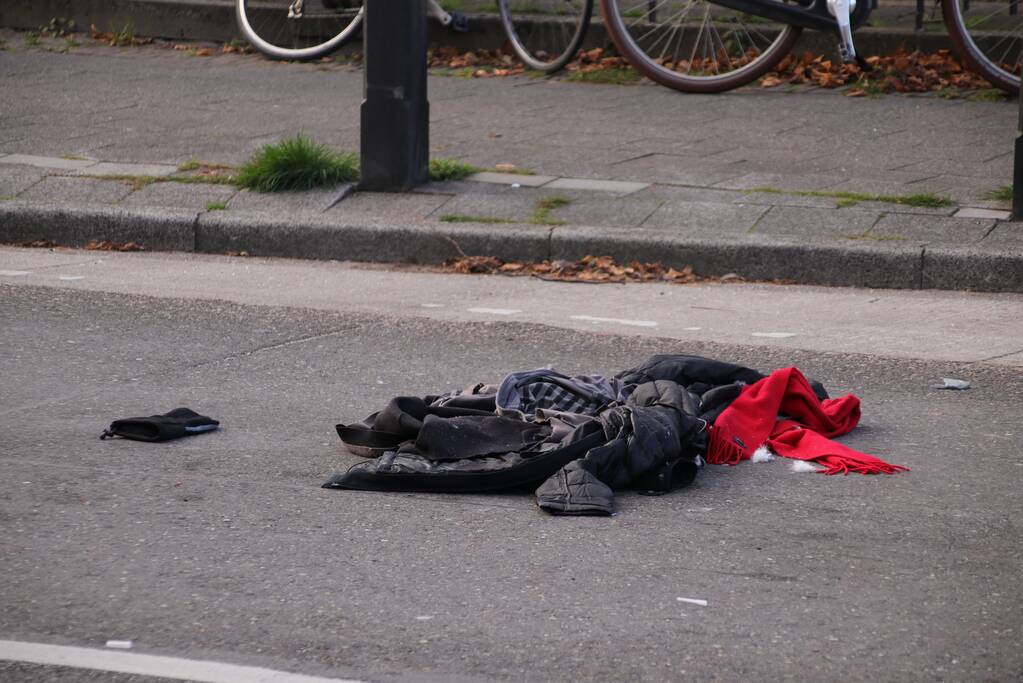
237 134 358 192
41 17 76 37
60 154 89 161
90 174 159 191
564 68 640 85
429 158 480 182
968 89 1008 103
890 193 957 208
24 32 41 46
0 195 15 201
205 201 228 211
440 214 516 224
110 23 136 47
530 195 572 225
490 165 536 176
750 187 954 209
982 185 1012 202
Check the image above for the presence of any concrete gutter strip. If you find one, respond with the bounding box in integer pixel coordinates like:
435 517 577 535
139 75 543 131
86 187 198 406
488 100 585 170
2 202 1021 292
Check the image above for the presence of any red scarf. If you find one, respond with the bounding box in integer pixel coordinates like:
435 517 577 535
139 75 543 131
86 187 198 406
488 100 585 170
707 367 908 475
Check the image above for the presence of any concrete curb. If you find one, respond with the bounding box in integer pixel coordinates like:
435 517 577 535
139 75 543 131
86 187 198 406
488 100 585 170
2 201 1021 292
0 0 959 56
0 203 197 252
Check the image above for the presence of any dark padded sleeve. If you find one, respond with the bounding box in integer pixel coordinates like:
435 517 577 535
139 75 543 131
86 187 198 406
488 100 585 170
101 408 219 442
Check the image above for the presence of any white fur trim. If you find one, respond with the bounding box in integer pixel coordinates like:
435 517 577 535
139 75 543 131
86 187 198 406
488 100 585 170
751 445 775 463
791 460 823 473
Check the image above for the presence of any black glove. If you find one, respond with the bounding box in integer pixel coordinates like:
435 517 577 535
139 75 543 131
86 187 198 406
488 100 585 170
100 407 219 443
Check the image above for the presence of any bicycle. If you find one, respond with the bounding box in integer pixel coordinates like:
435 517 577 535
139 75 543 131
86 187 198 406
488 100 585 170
598 0 1020 93
236 0 468 61
498 0 596 72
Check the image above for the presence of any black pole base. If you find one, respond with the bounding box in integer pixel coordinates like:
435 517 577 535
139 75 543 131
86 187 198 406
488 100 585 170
359 0 429 193
1014 133 1023 221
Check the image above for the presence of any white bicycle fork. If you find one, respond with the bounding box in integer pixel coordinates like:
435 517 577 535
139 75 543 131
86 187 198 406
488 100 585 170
827 0 858 61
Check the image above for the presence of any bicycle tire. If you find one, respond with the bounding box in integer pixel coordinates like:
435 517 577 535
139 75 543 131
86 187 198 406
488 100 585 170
498 0 594 73
236 0 364 61
599 0 802 93
941 0 1021 94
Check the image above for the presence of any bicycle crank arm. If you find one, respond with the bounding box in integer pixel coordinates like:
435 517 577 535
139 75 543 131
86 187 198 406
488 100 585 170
427 0 452 25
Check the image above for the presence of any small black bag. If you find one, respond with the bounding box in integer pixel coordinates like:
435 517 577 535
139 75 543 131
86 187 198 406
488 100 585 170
100 407 219 443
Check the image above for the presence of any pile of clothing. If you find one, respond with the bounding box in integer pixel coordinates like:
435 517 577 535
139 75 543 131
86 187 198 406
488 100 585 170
323 354 906 515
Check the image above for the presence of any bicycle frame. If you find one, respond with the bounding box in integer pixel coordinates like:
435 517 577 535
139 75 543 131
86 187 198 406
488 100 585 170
707 0 872 33
707 0 873 59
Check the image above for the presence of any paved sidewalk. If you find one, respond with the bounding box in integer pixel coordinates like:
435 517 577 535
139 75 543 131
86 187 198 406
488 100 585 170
0 38 1019 291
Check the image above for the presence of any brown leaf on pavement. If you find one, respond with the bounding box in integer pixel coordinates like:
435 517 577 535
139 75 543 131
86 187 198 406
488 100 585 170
85 240 145 252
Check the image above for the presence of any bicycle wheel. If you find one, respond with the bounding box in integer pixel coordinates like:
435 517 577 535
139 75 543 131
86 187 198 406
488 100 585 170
236 0 364 61
499 0 594 72
942 0 1021 94
599 0 802 92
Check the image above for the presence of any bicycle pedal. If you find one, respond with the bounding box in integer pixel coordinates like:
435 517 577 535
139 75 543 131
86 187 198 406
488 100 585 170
449 11 469 33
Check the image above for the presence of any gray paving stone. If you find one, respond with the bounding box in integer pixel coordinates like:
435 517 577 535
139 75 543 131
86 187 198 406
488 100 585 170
469 172 556 187
330 192 453 221
544 178 649 195
540 195 664 229
428 192 544 223
737 192 839 210
0 165 47 198
74 162 179 178
848 200 957 217
228 185 353 214
634 184 744 204
120 182 238 210
0 154 97 171
713 172 847 192
870 213 997 246
955 207 1012 221
609 154 740 187
640 200 768 235
980 222 1023 248
16 176 134 205
824 178 941 198
752 205 883 240
414 180 518 196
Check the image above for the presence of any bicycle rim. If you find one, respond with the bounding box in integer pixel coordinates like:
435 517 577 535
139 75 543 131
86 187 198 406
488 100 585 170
237 0 364 61
599 0 801 92
942 0 1021 94
499 0 594 72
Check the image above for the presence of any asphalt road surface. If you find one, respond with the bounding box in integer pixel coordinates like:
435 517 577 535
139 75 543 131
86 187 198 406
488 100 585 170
1 247 1021 682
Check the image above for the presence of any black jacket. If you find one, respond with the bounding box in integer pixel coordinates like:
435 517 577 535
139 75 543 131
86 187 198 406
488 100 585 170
324 354 778 515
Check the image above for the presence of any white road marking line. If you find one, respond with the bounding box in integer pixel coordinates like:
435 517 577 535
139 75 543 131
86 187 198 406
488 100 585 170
570 315 658 328
468 307 521 315
0 640 365 683
751 332 796 338
420 303 444 308
0 270 31 276
684 327 702 331
59 275 86 281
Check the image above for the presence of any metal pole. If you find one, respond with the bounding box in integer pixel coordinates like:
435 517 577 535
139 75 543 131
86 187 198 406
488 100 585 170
1014 90 1023 220
359 0 429 192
